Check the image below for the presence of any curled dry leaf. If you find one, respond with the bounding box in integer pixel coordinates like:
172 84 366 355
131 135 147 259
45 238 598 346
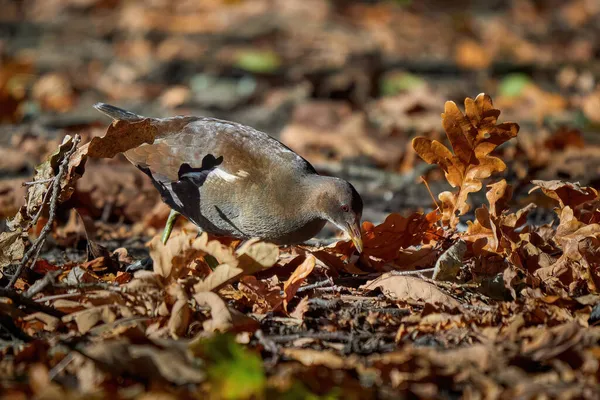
167 283 191 338
148 231 204 281
0 230 26 269
87 119 158 159
194 291 259 333
194 292 231 333
464 180 534 254
360 211 442 264
361 273 461 308
193 263 243 293
280 348 347 369
283 254 316 312
62 304 132 334
235 238 279 274
530 180 597 210
238 275 284 314
432 239 467 281
412 93 519 228
83 339 204 385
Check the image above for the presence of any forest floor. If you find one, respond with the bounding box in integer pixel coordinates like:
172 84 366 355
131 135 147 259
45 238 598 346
2 1 600 398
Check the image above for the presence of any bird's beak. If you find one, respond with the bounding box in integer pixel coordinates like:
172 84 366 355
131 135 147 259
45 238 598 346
346 221 363 253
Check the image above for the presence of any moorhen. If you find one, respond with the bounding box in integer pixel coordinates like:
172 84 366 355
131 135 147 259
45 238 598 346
94 103 363 251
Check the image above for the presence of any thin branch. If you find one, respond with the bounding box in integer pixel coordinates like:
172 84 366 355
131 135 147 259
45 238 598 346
267 331 372 343
6 135 81 289
0 287 65 317
297 278 335 293
23 177 55 186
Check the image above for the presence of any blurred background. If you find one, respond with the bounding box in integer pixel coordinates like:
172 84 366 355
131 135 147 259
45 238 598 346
1 0 600 236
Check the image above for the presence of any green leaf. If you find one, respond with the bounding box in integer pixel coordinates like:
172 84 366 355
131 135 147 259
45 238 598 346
234 50 281 73
379 72 425 96
498 73 531 97
192 334 266 399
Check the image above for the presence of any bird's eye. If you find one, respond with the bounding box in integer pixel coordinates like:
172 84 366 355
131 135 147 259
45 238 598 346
341 204 350 212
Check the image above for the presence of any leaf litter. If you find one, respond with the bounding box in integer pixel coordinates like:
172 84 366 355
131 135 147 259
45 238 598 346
2 94 600 399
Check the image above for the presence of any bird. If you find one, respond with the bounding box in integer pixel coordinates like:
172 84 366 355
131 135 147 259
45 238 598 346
93 103 363 252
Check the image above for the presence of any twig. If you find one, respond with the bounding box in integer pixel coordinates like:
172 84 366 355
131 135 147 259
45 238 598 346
389 268 435 277
255 329 279 354
0 287 65 317
267 331 371 343
6 135 81 289
23 178 55 186
24 270 61 298
297 278 335 293
48 353 74 381
35 292 83 303
30 186 53 227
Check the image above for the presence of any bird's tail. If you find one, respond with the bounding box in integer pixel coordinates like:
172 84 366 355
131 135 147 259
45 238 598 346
94 103 144 121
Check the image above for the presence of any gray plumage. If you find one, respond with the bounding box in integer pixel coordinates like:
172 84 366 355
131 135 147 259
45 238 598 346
94 103 363 247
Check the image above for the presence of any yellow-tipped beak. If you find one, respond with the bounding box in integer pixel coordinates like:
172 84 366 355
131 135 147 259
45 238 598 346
346 221 363 253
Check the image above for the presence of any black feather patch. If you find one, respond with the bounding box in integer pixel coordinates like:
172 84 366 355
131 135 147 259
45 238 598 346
136 155 224 232
177 154 223 185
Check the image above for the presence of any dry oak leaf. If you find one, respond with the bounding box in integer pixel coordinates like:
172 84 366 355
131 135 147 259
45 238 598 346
413 93 519 227
83 339 204 385
361 273 460 308
194 291 258 333
167 283 191 338
280 348 347 369
238 275 284 314
192 236 279 292
283 254 316 312
358 211 442 263
86 118 158 159
464 180 533 254
530 180 597 209
0 230 26 269
62 304 132 334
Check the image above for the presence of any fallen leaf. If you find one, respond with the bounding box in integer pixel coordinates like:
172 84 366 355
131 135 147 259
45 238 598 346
283 255 316 312
167 284 191 338
361 274 460 308
0 230 26 269
412 93 519 227
194 292 258 333
530 180 597 209
83 339 204 384
87 119 158 159
281 348 347 369
432 239 466 281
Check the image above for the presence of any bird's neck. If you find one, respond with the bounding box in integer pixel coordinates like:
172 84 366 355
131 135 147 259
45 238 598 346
298 174 335 221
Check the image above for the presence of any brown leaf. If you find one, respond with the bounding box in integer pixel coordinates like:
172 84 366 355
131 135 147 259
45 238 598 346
283 255 316 312
83 339 204 384
361 274 460 308
87 119 158 159
194 291 258 333
531 180 597 209
356 211 442 265
0 230 26 269
238 275 284 314
167 284 191 338
194 292 231 333
432 239 466 281
193 263 244 293
62 305 118 334
289 296 310 321
487 179 513 217
235 239 279 273
413 94 518 227
280 348 347 369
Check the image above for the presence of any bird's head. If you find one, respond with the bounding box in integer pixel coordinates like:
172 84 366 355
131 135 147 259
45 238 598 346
314 177 363 252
